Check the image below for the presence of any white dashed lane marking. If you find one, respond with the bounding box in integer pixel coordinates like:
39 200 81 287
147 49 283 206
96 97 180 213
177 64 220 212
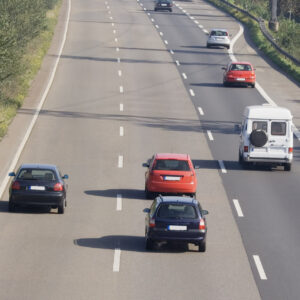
160 32 163 36
118 70 122 77
116 194 122 211
253 255 267 280
175 60 180 66
182 73 187 79
170 50 174 54
120 126 124 136
189 89 195 96
198 107 204 115
164 40 168 45
218 160 227 173
119 86 124 93
113 249 121 272
233 199 244 217
116 47 119 52
118 155 123 168
207 130 214 141
120 103 124 111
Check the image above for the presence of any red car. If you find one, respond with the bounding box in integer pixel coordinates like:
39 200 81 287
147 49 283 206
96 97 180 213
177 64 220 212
222 61 255 88
144 153 197 198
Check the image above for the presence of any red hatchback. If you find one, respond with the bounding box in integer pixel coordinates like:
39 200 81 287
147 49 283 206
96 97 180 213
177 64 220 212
144 153 197 198
222 61 256 88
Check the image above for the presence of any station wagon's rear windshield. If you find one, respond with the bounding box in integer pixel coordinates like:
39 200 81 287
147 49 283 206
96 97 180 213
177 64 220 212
17 169 56 181
157 204 197 219
153 159 190 171
211 30 228 36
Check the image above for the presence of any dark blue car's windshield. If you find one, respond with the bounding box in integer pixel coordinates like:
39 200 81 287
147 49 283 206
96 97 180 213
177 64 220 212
157 204 197 219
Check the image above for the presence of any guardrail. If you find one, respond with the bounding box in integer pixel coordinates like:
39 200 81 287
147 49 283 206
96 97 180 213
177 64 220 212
214 0 300 66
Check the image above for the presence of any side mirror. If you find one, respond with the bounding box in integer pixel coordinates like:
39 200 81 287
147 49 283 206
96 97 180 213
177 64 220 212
143 208 150 213
62 174 69 179
221 67 226 70
8 172 16 177
142 163 149 168
202 210 209 216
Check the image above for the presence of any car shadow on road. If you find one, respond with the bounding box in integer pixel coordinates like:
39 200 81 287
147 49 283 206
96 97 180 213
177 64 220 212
74 235 191 253
0 201 57 214
85 189 146 200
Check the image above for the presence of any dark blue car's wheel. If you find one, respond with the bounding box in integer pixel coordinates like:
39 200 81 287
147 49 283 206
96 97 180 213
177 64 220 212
198 241 206 252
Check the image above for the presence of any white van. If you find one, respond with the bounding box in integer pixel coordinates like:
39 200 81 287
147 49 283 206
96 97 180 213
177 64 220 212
239 105 293 171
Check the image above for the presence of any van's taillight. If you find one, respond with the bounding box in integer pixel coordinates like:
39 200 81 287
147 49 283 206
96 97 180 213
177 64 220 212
54 183 63 191
244 146 249 152
12 181 20 190
199 219 206 232
149 218 156 228
288 147 293 153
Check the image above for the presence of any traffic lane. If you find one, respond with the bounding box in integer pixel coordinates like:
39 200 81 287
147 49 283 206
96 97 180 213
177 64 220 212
0 0 133 299
140 0 300 299
100 1 261 299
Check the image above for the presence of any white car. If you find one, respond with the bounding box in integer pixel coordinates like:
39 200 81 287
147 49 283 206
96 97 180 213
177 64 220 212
206 29 230 49
238 105 293 171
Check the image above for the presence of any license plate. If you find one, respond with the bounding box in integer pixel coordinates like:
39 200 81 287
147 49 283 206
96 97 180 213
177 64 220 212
164 176 180 181
30 186 45 191
236 78 245 81
161 3 167 6
168 225 187 231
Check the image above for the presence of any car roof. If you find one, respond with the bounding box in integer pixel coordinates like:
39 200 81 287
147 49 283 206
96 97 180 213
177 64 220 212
154 153 190 160
244 105 293 120
156 196 198 205
19 163 58 170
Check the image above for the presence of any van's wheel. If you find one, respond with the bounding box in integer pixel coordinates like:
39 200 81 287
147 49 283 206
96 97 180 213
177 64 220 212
198 241 206 252
284 163 291 171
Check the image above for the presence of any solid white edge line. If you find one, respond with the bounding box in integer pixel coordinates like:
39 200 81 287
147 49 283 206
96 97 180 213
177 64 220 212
198 107 204 115
253 255 267 280
113 249 121 272
117 194 122 211
218 160 227 173
182 73 187 79
120 103 124 111
189 89 195 96
233 199 244 217
118 155 123 168
0 0 72 199
207 130 214 141
120 126 124 136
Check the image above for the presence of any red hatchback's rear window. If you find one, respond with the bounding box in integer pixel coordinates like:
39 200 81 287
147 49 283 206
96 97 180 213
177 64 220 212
153 159 190 171
230 64 252 71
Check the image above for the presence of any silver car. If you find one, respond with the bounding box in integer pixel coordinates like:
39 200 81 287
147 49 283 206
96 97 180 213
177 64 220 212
206 29 230 49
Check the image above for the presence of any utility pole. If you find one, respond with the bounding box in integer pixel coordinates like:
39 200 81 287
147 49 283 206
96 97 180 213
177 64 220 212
269 0 279 31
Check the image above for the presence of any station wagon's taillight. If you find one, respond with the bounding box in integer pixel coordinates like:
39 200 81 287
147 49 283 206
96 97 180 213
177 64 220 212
244 146 249 152
199 219 206 233
12 181 20 190
289 147 293 153
54 183 63 191
149 218 156 228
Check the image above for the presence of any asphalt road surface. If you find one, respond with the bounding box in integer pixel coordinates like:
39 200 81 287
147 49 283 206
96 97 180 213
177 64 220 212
0 0 299 299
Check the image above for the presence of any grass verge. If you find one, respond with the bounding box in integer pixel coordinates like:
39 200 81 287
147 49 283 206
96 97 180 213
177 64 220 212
0 1 62 140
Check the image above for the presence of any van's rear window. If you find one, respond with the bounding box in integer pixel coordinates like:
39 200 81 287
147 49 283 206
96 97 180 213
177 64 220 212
271 122 286 136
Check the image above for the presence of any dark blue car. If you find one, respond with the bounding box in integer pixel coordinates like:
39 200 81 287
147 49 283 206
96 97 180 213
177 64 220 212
144 195 208 252
8 164 68 214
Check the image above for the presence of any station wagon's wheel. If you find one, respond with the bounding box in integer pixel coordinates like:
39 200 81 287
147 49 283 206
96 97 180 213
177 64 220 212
146 238 154 250
284 163 291 171
198 241 206 252
58 198 65 214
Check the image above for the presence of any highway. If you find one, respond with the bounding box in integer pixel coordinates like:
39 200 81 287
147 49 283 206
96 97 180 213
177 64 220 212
0 0 299 299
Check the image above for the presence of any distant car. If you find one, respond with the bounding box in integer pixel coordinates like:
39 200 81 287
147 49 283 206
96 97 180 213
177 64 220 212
154 0 173 12
207 29 230 49
8 164 68 214
144 195 208 252
222 61 256 88
144 153 197 198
